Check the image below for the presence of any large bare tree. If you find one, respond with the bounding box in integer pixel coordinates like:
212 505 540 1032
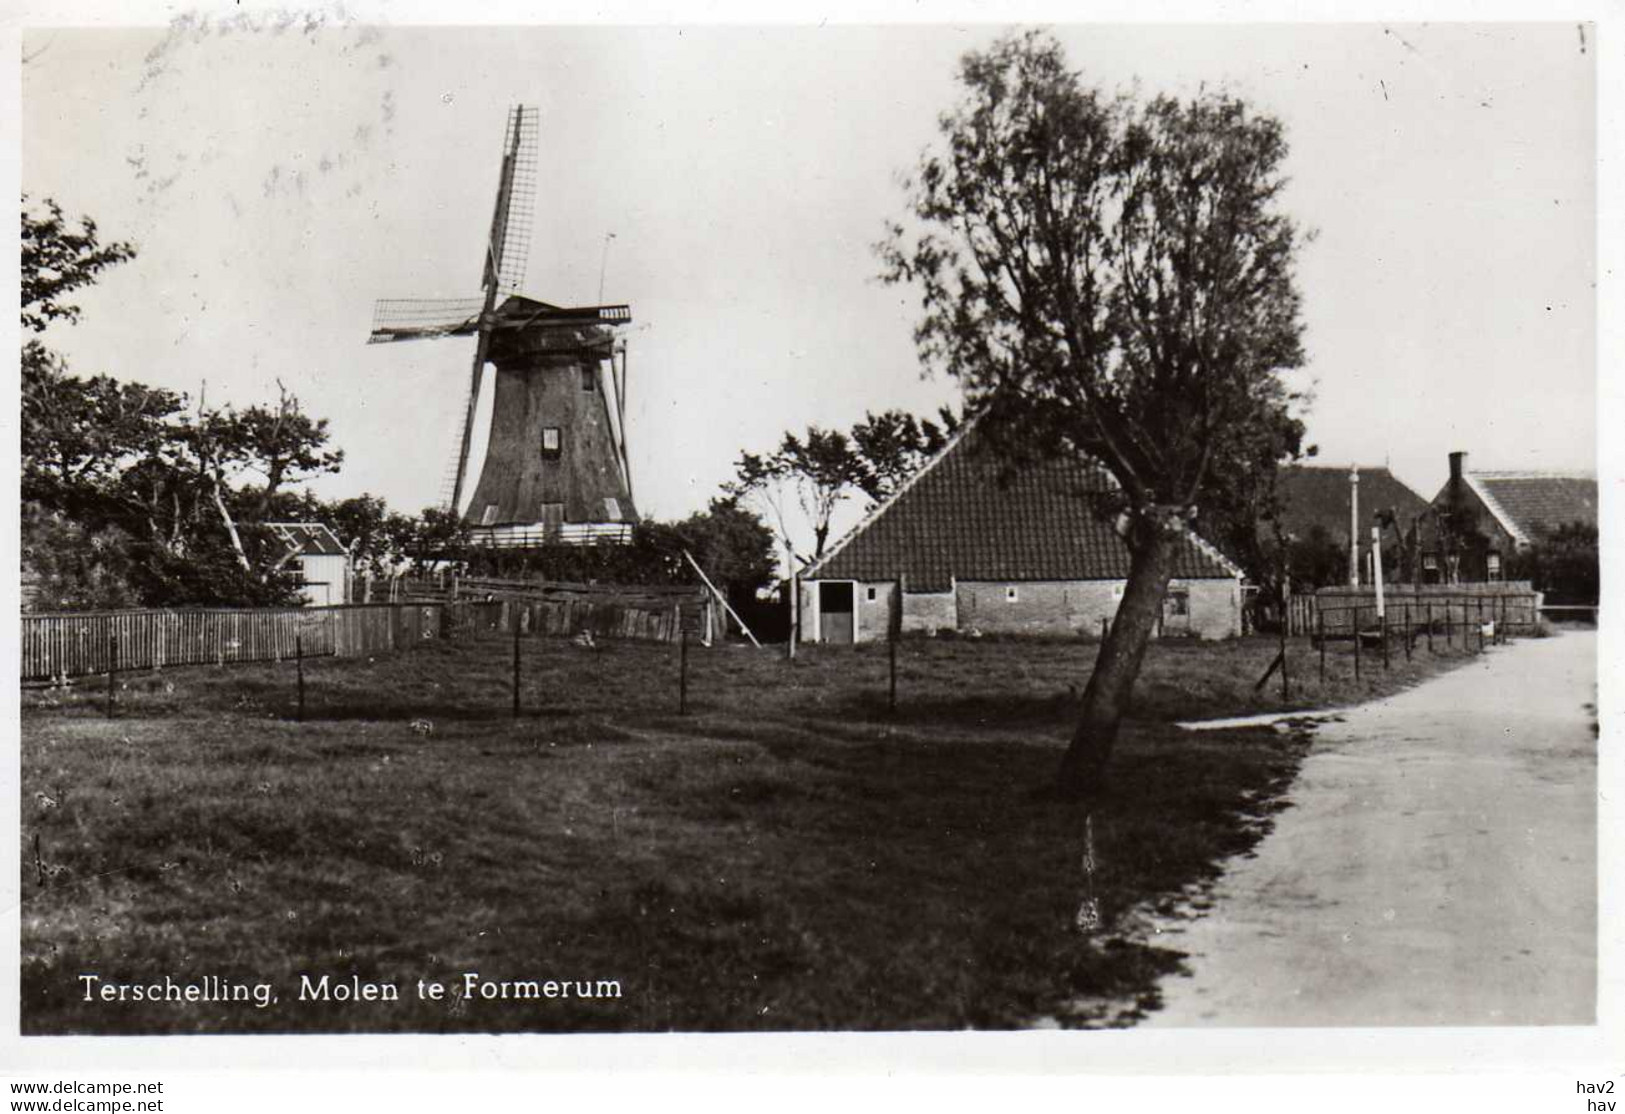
881 32 1309 797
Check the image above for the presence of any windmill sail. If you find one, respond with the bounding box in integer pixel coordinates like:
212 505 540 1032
450 105 538 515
490 105 539 295
367 298 485 344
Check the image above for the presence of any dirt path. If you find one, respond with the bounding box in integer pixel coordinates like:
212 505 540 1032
1142 629 1596 1027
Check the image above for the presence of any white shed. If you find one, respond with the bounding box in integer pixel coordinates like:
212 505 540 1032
268 523 351 607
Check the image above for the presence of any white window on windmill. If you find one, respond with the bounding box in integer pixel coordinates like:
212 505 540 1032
602 496 622 522
480 504 500 527
541 427 562 459
1487 552 1502 582
1006 586 1019 603
866 586 878 603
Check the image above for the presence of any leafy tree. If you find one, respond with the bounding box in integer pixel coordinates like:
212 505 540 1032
189 384 345 571
323 495 418 579
20 503 143 612
21 196 350 606
405 507 472 573
1508 521 1598 607
729 426 867 568
881 32 1308 797
21 194 136 333
849 406 960 502
21 351 188 515
670 496 780 603
1283 524 1347 595
1197 412 1312 612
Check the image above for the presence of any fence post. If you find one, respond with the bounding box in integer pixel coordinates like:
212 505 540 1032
889 632 898 714
679 627 689 715
788 575 799 663
1279 614 1290 703
1381 612 1389 670
1476 597 1484 652
1354 606 1362 680
296 635 305 722
1318 609 1325 684
1403 605 1412 661
512 615 522 719
106 634 117 719
1426 603 1433 654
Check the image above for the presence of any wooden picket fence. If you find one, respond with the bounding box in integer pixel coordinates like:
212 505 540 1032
20 586 711 680
351 572 715 644
18 603 453 681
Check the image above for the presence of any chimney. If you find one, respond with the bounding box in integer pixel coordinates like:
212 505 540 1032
1448 451 1468 482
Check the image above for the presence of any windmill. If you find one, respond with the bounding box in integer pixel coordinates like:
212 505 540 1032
367 105 638 544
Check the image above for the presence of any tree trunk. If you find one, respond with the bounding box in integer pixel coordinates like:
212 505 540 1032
209 474 253 573
1056 527 1181 799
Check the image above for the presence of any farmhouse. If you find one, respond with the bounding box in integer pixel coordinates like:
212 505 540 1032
1429 451 1597 582
1274 463 1430 548
267 523 351 607
1266 462 1432 586
798 420 1243 643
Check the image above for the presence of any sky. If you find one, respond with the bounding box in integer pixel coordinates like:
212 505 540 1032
19 19 1597 544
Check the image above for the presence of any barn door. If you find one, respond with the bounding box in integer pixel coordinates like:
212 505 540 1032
820 582 855 644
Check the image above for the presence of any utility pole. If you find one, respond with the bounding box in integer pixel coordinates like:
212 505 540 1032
1371 521 1386 621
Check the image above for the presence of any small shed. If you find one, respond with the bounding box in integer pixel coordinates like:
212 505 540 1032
268 523 352 607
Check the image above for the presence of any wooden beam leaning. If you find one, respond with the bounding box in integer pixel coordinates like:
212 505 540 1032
683 549 761 648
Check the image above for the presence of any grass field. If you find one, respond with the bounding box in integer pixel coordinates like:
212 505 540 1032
19 627 1475 1033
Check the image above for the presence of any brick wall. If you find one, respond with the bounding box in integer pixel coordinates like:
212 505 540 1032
956 579 1120 637
855 580 897 641
801 576 1241 642
1181 578 1243 640
899 586 956 638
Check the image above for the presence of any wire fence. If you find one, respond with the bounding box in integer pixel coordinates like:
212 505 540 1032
1286 585 1546 637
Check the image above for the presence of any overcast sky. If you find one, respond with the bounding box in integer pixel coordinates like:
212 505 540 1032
20 19 1596 536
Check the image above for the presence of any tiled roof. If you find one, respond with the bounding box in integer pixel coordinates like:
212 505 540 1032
1468 472 1596 543
267 522 348 558
1273 464 1431 544
805 421 1239 592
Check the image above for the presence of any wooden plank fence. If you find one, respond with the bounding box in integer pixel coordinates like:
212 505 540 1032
21 586 708 680
1294 583 1543 637
20 607 336 681
1310 592 1541 639
350 573 715 643
447 575 714 644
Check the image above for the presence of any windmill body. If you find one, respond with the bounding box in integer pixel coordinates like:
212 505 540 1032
368 106 638 546
464 296 637 535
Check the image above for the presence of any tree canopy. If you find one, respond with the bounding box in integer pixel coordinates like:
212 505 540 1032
728 407 961 571
21 194 136 334
881 32 1310 795
19 197 354 608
